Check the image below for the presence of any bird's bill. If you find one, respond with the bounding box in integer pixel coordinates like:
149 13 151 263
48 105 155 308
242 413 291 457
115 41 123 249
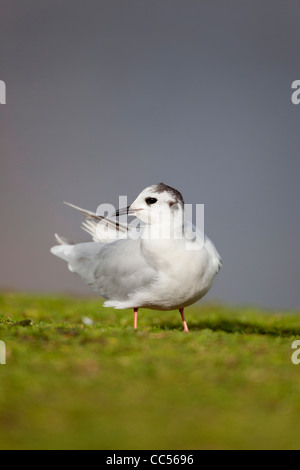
114 206 144 217
114 206 133 217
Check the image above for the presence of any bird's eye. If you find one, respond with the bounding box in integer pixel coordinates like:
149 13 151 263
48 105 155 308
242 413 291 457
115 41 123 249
145 197 158 205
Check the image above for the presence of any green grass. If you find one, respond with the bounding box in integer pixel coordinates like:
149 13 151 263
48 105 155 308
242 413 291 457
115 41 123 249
0 292 300 450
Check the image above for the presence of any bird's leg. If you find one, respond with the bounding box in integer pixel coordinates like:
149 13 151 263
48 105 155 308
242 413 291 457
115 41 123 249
179 308 189 333
134 308 138 330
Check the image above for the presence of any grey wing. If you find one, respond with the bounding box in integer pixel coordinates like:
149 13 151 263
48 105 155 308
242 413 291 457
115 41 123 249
91 239 157 301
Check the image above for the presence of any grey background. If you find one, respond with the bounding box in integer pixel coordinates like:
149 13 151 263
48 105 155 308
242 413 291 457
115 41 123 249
0 0 299 309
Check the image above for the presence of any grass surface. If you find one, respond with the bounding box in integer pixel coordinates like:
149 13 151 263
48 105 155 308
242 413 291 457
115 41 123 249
0 292 300 449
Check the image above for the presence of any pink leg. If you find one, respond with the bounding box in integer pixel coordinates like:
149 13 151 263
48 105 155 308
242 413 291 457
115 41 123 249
134 308 138 330
179 308 189 333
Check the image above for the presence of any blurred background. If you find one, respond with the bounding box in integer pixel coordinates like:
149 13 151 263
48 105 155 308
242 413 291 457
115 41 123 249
0 0 299 309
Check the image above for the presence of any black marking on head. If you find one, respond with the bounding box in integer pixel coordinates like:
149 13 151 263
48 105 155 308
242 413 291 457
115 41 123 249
151 183 184 208
168 201 179 210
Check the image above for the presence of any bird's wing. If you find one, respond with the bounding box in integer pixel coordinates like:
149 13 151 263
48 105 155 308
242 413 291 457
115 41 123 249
184 220 222 272
92 238 157 301
64 201 134 243
51 238 157 303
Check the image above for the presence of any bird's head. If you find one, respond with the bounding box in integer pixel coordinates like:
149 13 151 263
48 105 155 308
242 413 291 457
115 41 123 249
115 183 184 225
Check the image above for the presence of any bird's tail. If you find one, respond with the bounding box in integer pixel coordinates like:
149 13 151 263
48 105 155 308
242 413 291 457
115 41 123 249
50 233 76 263
54 233 75 246
50 236 102 285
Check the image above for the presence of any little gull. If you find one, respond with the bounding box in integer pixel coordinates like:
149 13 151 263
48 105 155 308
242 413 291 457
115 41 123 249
50 183 222 332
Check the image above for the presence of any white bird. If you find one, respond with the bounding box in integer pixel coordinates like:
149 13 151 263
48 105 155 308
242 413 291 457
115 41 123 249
50 183 222 332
